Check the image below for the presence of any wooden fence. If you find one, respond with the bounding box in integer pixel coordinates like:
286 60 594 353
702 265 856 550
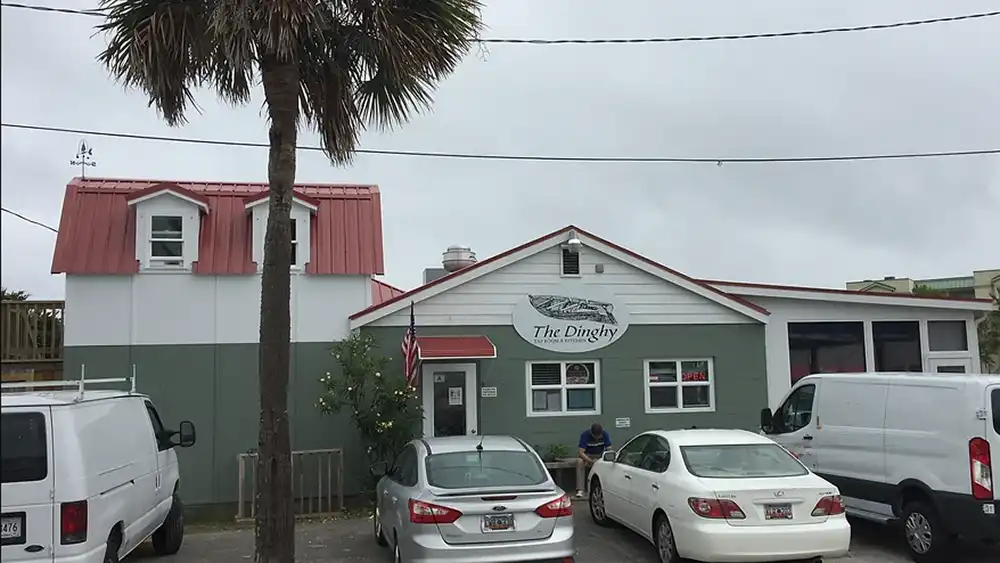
1 300 65 363
236 449 345 522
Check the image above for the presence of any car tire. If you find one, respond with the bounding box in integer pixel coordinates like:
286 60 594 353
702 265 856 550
393 532 403 563
152 492 185 555
103 535 121 563
653 513 679 563
589 479 613 527
901 501 950 563
373 506 388 546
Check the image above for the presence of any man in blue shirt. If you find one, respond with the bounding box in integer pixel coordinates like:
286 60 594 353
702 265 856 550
575 422 611 498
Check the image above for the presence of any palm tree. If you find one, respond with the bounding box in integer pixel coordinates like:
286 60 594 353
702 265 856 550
96 2 483 560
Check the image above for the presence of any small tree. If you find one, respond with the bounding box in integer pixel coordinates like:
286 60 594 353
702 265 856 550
979 291 1000 373
318 331 422 490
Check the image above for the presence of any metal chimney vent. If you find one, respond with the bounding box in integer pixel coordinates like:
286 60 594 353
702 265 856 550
442 245 477 272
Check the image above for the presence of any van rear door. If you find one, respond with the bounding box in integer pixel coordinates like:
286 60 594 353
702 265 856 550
1 407 54 561
987 385 1000 501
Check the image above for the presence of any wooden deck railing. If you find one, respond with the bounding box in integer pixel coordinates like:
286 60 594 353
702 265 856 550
1 300 65 363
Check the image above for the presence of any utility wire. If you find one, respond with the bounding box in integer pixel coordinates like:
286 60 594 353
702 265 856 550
2 2 997 44
2 206 58 233
4 122 1000 164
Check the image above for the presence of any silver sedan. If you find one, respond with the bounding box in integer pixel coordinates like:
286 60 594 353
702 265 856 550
371 435 576 563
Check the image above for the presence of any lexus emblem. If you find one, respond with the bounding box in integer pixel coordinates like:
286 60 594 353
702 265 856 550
774 490 785 498
492 505 507 512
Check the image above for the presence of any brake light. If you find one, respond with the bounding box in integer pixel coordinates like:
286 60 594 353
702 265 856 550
811 495 845 516
408 499 462 524
969 437 993 500
535 494 573 518
60 501 88 544
687 497 745 520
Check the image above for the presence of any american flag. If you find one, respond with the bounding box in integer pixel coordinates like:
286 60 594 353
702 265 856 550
401 302 419 387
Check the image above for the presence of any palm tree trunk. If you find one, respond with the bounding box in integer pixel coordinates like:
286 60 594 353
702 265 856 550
254 56 299 563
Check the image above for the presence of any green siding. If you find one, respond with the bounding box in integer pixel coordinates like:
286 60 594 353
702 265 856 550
64 342 362 506
63 322 767 508
362 324 767 450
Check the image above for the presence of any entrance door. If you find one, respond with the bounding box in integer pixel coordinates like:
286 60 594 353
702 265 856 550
421 363 478 437
928 357 975 374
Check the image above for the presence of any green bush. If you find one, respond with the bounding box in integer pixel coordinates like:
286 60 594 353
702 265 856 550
317 331 422 488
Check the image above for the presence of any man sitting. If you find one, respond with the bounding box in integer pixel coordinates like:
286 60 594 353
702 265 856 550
575 422 611 498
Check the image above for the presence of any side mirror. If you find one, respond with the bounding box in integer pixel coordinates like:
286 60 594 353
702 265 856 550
759 408 773 433
176 421 196 448
370 461 388 477
601 450 617 463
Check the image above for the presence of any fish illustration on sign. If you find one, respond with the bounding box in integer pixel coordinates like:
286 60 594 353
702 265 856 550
527 294 618 325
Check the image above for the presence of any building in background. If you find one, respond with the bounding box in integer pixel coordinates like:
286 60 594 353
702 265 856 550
847 269 1000 299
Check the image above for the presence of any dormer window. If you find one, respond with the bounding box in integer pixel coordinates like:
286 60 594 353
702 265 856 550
561 247 580 276
150 215 184 267
290 218 299 268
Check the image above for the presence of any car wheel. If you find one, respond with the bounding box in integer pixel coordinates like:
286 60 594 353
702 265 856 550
373 506 387 546
152 492 185 555
589 480 612 527
901 501 950 563
653 513 679 563
103 535 120 563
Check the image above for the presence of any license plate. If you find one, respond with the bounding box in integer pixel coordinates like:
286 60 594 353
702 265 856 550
482 513 515 532
764 503 793 520
1 514 24 545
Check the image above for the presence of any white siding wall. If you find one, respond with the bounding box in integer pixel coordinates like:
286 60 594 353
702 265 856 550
742 296 981 409
370 245 752 327
64 274 371 346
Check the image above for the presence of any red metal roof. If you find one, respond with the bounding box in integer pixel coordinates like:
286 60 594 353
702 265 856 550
416 336 497 360
124 182 210 209
371 279 405 306
350 225 769 320
51 177 384 275
243 190 322 209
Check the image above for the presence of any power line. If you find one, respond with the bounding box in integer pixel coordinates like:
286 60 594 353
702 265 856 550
1 206 58 233
2 2 997 44
4 122 999 164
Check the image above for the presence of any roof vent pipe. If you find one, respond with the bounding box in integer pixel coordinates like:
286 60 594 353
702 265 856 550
442 245 477 272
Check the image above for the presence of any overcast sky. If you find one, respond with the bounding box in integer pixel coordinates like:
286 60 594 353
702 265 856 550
2 0 998 299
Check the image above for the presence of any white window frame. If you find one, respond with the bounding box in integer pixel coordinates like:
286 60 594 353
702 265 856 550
643 358 716 414
290 217 300 270
525 360 601 417
149 214 185 268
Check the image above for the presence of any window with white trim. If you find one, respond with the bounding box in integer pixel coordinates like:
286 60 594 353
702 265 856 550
527 361 600 416
149 215 184 267
644 359 715 413
290 218 299 267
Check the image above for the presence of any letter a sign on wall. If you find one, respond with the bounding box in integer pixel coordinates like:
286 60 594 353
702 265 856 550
512 282 630 353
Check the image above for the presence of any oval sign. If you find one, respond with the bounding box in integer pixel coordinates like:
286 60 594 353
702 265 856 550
512 282 630 353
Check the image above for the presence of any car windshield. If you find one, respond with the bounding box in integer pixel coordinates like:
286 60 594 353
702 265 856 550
680 443 808 479
425 450 548 489
1 412 48 483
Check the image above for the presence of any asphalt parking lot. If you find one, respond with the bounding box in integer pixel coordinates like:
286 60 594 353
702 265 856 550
129 510 997 563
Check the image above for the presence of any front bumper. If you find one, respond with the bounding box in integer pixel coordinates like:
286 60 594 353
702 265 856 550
673 516 851 563
402 516 574 563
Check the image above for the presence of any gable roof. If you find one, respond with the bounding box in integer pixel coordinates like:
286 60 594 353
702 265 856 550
51 177 384 276
124 182 210 211
700 279 993 311
243 190 321 212
349 225 770 328
855 281 898 293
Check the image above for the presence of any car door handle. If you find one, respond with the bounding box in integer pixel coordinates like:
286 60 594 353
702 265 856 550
624 474 631 480
802 435 814 441
651 483 659 490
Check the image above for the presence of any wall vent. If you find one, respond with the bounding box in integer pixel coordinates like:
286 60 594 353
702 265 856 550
561 247 580 276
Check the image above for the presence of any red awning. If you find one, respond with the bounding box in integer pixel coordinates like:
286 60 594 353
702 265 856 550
416 336 497 361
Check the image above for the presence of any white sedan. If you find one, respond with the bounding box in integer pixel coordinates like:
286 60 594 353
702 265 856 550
587 428 851 563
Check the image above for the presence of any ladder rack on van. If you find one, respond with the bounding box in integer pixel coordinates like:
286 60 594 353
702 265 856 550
0 364 138 400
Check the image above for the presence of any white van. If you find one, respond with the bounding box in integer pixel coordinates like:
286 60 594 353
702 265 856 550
760 372 999 563
1 375 196 563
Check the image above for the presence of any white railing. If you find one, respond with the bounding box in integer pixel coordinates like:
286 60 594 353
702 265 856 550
236 448 345 521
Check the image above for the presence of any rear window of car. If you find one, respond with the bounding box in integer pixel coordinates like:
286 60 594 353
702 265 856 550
1 412 48 483
680 443 808 479
992 389 999 435
425 451 548 489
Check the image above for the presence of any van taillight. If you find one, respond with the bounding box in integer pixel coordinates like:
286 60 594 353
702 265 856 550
969 437 993 500
60 501 88 544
